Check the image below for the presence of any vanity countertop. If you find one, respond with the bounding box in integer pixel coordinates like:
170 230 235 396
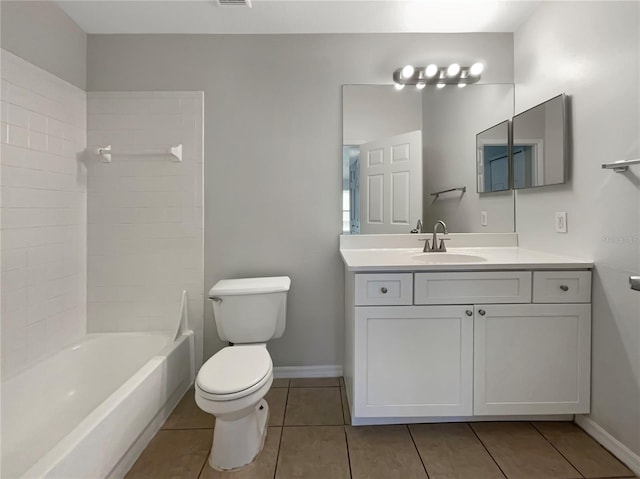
340 246 593 272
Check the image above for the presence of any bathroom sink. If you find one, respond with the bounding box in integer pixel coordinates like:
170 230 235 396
411 252 487 264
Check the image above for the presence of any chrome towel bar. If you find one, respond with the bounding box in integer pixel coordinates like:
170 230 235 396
601 158 640 172
430 186 466 199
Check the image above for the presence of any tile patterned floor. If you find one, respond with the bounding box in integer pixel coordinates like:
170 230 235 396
125 378 637 479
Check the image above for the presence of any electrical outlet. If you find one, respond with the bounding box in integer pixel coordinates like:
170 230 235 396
555 212 567 233
480 211 488 227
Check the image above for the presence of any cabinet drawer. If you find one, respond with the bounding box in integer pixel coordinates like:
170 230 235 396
414 272 532 304
533 271 592 303
354 273 413 305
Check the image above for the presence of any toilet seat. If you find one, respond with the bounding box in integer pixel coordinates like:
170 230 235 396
196 345 272 402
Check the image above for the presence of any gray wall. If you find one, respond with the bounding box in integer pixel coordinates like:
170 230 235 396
422 84 515 232
0 1 86 89
342 85 422 146
514 1 640 457
87 33 514 367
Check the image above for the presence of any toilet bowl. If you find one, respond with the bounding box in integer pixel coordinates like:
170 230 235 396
195 276 290 471
195 344 273 471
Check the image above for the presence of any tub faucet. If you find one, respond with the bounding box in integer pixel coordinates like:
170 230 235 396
410 219 423 234
423 220 449 252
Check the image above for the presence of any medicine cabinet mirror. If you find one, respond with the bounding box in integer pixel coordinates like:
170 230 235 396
512 94 568 189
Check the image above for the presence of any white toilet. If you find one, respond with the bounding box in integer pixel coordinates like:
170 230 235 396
194 276 291 471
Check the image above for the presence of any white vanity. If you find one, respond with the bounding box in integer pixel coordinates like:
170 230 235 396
341 234 593 425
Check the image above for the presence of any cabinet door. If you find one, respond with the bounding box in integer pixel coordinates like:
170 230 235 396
354 305 473 417
474 303 591 415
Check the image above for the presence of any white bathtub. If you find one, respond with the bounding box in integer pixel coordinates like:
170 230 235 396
1 331 194 479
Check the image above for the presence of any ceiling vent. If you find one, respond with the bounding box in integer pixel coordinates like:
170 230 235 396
217 0 252 7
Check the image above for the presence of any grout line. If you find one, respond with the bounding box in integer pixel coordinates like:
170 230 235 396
338 384 346 426
343 425 353 479
280 423 346 427
196 449 209 479
160 427 215 431
288 385 341 388
529 422 585 478
467 423 508 479
406 424 431 479
272 384 289 479
342 387 352 425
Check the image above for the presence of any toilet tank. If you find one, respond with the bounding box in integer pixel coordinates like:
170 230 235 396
209 276 291 343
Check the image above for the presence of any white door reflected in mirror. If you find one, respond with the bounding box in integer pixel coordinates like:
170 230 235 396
359 130 422 234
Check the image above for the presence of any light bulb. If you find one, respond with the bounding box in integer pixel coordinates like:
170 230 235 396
425 64 438 78
470 62 484 76
458 83 467 88
436 83 446 89
401 65 415 79
394 82 405 90
447 63 461 77
416 82 426 90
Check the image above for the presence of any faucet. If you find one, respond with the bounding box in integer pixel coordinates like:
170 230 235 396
423 220 449 252
410 219 423 234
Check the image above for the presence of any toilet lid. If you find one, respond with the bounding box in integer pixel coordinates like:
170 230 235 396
197 346 272 396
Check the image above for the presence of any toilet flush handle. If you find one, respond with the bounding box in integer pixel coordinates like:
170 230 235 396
209 296 223 303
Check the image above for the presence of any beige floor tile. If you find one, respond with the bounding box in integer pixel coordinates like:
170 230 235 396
284 387 343 426
265 387 288 426
162 388 216 430
340 387 351 425
276 426 349 479
347 425 428 479
272 378 290 388
409 423 505 479
471 422 581 479
125 429 211 479
199 427 282 479
290 377 340 388
533 422 635 478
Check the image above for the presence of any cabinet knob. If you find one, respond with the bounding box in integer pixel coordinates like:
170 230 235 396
478 309 486 316
465 310 473 316
559 285 569 292
380 287 388 294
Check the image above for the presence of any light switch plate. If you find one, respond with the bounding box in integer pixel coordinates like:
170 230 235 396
480 211 488 227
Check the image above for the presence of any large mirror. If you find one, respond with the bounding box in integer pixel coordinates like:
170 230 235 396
342 84 515 234
512 94 568 189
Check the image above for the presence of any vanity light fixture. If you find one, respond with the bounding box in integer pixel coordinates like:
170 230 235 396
393 62 484 89
401 65 415 79
446 63 461 77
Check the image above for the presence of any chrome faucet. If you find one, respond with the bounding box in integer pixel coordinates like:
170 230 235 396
423 220 449 252
410 219 423 234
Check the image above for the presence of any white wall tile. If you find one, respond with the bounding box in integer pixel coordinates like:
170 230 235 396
6 103 29 128
0 50 87 379
28 129 47 151
7 123 28 147
28 111 47 133
86 91 204 366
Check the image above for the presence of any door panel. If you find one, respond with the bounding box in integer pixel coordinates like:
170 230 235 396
474 303 591 415
354 305 473 417
359 130 422 233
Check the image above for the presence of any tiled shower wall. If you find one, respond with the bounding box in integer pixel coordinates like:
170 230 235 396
1 50 87 378
86 92 204 365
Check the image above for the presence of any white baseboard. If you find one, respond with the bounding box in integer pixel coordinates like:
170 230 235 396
575 415 640 476
273 365 343 379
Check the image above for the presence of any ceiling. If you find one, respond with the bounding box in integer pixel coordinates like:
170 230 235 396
56 0 542 34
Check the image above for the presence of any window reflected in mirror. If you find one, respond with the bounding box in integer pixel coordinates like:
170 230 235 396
476 120 510 193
